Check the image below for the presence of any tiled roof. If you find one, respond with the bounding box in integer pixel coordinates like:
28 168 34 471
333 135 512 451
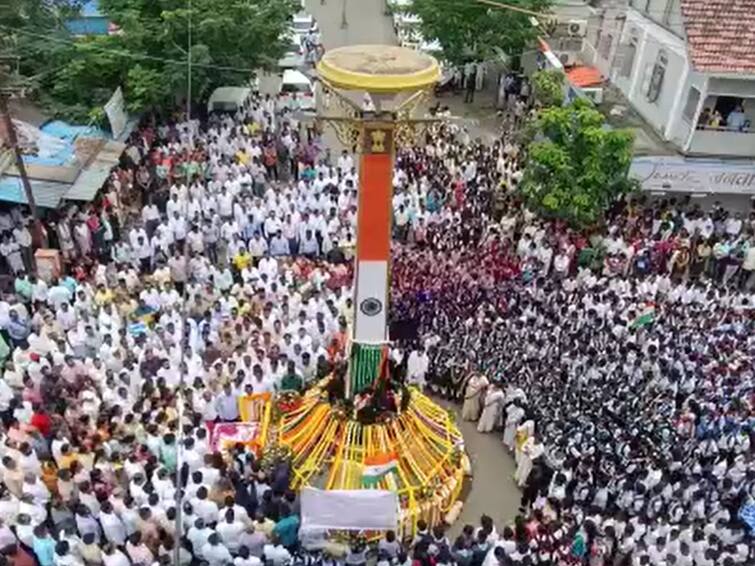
566 66 603 88
681 0 755 73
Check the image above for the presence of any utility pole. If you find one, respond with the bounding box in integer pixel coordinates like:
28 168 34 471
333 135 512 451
0 58 44 249
173 2 192 564
187 0 192 145
0 95 38 221
341 0 348 29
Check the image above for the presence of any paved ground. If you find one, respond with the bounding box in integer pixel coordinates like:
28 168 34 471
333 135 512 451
439 399 522 535
260 0 502 144
310 0 501 142
300 0 522 533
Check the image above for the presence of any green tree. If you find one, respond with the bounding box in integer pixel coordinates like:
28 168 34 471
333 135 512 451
531 69 564 107
408 0 551 65
520 99 635 228
2 0 298 123
0 1 82 80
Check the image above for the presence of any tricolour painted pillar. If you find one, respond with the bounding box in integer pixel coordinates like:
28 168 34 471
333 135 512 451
352 121 394 345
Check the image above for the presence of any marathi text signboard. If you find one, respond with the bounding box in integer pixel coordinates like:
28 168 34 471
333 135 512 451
630 156 755 195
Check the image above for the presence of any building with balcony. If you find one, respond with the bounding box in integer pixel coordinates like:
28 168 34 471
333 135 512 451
586 0 755 159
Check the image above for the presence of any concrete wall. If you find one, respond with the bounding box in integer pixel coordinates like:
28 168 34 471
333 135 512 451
708 78 755 98
688 130 755 157
629 0 685 37
588 2 755 158
626 30 686 137
665 71 706 148
582 1 627 76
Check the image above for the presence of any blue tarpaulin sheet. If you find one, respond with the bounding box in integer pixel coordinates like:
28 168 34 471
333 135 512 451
0 177 69 208
20 121 107 167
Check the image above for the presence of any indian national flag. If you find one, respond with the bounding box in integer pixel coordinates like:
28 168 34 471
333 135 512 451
631 303 656 329
362 452 398 486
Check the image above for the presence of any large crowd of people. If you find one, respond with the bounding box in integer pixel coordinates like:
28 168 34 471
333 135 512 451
388 130 755 564
0 71 752 566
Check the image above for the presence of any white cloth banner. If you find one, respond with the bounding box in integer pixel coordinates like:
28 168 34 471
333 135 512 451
301 487 398 531
104 87 128 139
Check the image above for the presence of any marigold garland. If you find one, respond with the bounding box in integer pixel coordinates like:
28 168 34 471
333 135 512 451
275 382 467 537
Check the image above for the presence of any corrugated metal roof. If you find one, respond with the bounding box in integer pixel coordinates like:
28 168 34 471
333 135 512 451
65 168 111 201
65 139 124 201
0 177 69 208
92 140 126 167
1 116 126 207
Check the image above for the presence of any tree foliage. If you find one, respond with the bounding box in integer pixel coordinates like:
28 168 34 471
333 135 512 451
3 0 298 123
520 99 636 228
531 69 564 107
408 0 551 65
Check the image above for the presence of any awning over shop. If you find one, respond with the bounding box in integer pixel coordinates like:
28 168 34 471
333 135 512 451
0 136 126 208
64 138 125 201
0 176 70 209
1 109 130 209
65 168 111 201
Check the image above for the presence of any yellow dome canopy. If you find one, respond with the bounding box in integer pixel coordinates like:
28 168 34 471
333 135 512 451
317 44 441 93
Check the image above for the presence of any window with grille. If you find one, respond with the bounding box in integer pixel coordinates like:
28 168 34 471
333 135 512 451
646 50 668 103
599 33 613 60
620 33 639 78
682 87 701 122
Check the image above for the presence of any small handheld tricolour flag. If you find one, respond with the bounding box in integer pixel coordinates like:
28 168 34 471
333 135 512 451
362 452 398 486
630 303 656 329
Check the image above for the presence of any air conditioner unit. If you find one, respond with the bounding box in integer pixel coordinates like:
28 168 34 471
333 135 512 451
556 51 577 67
558 36 584 52
568 19 588 37
582 87 604 104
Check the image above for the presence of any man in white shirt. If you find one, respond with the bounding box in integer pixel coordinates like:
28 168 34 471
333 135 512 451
187 518 213 558
103 546 131 566
217 509 246 553
263 539 292 566
263 211 282 240
725 213 743 237
166 194 185 219
100 501 127 545
55 302 77 331
394 204 410 242
203 533 233 566
337 150 353 173
300 230 318 257
134 235 152 273
141 203 160 236
248 233 268 259
407 346 430 390
169 212 188 251
29 276 48 304
221 218 240 244
218 187 235 220
186 225 204 255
